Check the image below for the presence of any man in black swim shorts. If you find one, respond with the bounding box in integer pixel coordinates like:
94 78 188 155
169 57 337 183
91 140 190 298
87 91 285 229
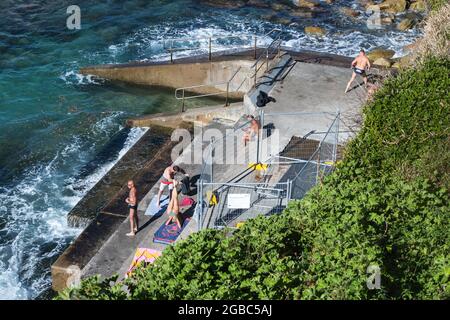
345 49 371 93
126 180 139 237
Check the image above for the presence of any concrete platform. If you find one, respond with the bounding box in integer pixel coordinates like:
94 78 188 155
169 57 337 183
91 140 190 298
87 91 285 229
253 61 369 143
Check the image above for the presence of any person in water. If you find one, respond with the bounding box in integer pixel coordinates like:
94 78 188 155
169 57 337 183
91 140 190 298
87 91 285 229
125 180 139 237
157 165 187 208
345 49 371 94
165 180 182 229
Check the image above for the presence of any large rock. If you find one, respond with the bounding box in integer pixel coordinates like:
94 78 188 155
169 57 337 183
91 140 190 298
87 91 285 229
403 41 418 53
247 0 270 8
201 0 247 8
381 17 395 25
273 16 294 25
367 48 396 61
304 26 326 36
271 3 291 11
291 9 315 18
397 18 416 31
396 55 413 68
293 0 320 9
359 0 374 7
366 4 381 12
410 0 426 12
379 0 407 14
373 57 392 67
340 7 360 18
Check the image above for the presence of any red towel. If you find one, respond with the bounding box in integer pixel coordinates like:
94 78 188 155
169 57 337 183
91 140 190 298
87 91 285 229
180 197 195 207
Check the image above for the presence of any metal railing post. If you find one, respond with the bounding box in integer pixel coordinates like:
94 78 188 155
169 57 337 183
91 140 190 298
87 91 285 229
333 110 340 165
257 110 264 163
210 137 215 184
254 36 257 60
209 37 212 61
170 39 173 63
316 146 321 184
198 179 203 231
181 90 185 112
254 62 257 87
225 82 229 107
287 179 292 202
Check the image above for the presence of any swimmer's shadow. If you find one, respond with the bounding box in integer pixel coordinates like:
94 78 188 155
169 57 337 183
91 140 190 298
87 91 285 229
347 74 382 93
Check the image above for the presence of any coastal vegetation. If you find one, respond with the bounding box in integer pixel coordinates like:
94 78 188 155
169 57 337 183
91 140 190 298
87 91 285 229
57 2 449 300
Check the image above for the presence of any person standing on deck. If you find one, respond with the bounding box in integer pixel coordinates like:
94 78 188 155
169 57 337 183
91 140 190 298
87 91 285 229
126 180 139 237
157 165 188 208
345 49 371 93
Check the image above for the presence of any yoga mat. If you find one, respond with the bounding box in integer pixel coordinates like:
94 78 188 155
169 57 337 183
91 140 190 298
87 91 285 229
126 248 162 277
153 217 191 245
144 195 169 216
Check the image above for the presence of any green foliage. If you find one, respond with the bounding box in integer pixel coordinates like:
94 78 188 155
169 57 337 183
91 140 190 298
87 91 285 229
345 58 450 190
58 58 450 300
118 216 307 299
55 275 127 300
426 0 449 11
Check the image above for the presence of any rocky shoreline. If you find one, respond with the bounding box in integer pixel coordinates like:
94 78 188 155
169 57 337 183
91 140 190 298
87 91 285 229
200 0 432 68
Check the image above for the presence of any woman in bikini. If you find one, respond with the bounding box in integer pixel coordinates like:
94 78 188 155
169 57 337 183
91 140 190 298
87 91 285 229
165 180 182 229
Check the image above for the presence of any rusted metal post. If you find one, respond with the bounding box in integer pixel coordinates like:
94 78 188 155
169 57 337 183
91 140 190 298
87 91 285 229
225 82 230 107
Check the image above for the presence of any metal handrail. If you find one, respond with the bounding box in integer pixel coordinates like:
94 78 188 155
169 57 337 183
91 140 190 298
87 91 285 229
197 29 283 99
249 29 284 87
175 66 243 112
173 28 284 112
163 28 283 63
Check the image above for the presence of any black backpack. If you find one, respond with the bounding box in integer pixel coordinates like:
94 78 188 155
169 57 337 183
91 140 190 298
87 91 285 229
180 176 190 195
256 90 276 108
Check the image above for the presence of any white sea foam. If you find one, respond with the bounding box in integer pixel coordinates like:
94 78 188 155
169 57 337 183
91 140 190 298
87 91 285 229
0 125 147 300
68 126 147 196
98 11 420 64
59 70 104 86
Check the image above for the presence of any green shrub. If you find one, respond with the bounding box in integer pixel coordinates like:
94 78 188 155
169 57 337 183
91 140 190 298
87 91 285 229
426 0 449 11
345 58 450 190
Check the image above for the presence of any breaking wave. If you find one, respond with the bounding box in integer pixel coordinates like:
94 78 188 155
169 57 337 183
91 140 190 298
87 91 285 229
0 125 147 300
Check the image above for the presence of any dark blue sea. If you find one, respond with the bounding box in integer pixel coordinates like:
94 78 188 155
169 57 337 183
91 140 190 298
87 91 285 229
0 0 420 299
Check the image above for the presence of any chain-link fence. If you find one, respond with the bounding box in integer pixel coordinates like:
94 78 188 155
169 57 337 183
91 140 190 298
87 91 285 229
195 117 256 230
195 111 341 231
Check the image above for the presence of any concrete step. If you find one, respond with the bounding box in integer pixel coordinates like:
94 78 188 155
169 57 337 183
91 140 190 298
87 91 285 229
244 53 294 114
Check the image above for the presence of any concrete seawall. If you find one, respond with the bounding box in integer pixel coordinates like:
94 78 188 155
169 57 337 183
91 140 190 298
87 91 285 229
80 48 356 99
81 59 254 98
52 123 192 291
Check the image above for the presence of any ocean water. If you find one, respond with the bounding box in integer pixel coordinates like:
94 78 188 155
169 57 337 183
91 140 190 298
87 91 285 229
0 0 421 299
